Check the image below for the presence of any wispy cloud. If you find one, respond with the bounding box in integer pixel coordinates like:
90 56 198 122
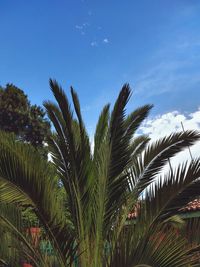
133 4 200 97
75 22 89 35
90 38 110 47
75 25 83 30
134 37 200 97
135 61 200 97
91 41 98 47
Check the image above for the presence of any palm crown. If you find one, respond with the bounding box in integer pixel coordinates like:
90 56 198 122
1 80 200 267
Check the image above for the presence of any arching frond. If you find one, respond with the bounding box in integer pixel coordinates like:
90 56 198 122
0 132 76 266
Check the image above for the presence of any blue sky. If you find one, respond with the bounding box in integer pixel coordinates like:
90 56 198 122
0 0 200 134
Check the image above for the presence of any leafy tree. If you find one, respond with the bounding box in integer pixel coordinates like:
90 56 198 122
0 80 200 267
0 83 50 150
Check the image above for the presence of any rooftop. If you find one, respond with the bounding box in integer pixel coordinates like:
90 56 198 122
127 199 200 220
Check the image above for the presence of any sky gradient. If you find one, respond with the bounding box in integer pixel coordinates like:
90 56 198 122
0 0 200 135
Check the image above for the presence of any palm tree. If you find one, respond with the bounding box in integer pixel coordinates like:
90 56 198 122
1 80 200 267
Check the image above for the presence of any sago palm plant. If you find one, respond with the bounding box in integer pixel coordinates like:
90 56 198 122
1 80 200 267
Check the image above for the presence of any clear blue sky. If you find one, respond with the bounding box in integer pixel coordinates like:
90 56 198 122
0 0 200 133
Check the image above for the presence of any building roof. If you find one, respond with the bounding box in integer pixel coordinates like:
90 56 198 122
127 203 140 220
127 199 200 220
127 209 138 219
180 199 200 213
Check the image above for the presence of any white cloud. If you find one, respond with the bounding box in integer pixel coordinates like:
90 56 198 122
141 108 200 169
103 38 109 44
91 41 98 47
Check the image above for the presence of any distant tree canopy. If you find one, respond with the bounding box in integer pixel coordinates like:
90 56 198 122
0 83 51 150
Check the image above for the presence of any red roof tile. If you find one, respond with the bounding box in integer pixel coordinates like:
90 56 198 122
127 199 200 219
127 203 140 220
180 199 200 213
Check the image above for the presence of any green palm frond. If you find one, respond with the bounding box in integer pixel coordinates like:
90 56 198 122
0 203 45 267
124 104 153 139
94 104 110 156
132 131 200 193
109 224 200 267
108 84 132 180
144 158 200 223
182 217 200 244
0 132 76 266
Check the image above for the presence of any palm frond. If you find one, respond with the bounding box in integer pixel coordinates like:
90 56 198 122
94 104 110 157
0 131 76 266
0 202 45 267
109 224 200 267
132 131 200 194
145 158 200 223
124 104 153 139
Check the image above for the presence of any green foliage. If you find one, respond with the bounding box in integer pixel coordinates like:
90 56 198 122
0 80 200 267
0 203 46 267
0 83 50 150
